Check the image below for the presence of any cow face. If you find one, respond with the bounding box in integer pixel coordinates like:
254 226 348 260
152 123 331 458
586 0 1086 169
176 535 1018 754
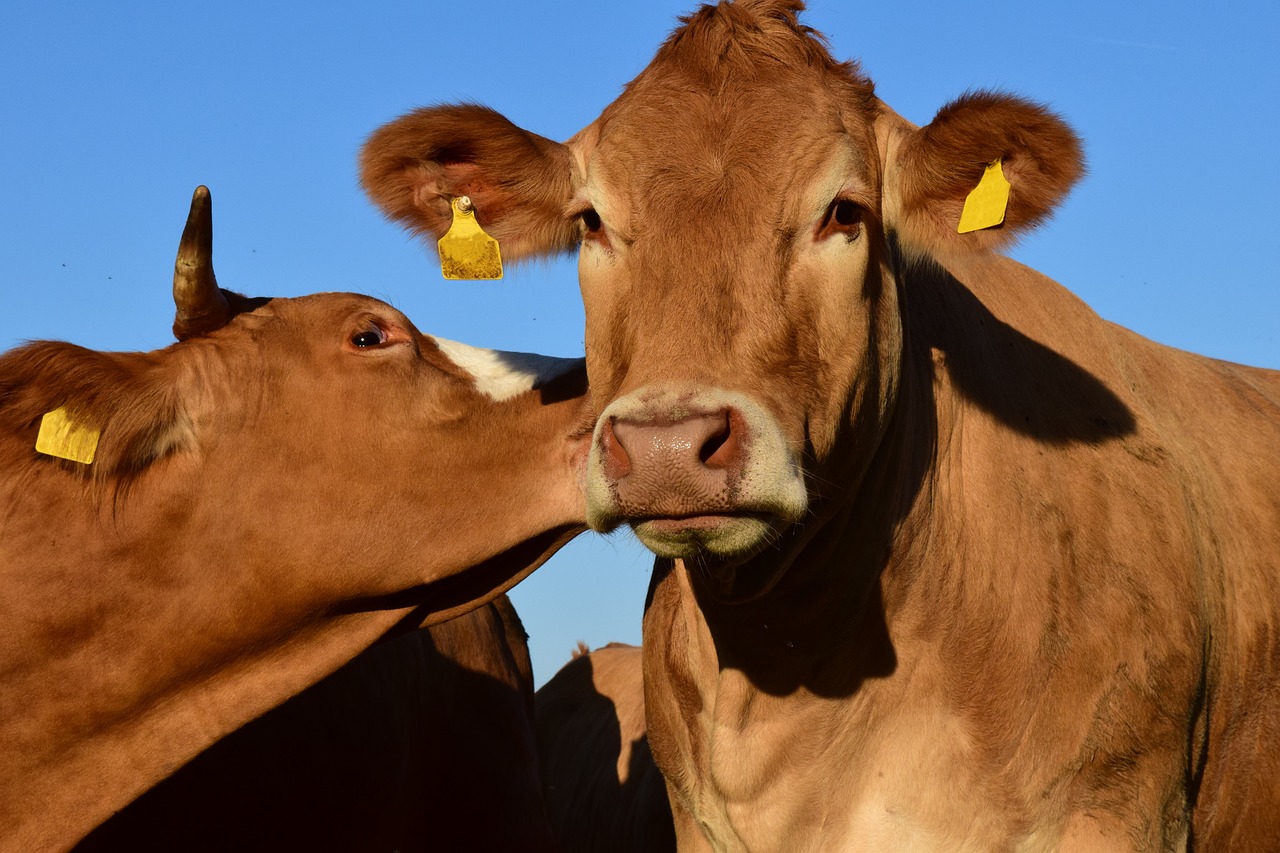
3 188 591 623
361 1 1081 597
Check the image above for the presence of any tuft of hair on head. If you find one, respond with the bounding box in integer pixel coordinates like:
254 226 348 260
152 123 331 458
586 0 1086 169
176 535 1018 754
658 0 872 98
571 640 592 659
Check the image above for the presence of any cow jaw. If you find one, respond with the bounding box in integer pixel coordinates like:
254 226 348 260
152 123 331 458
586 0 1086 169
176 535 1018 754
585 386 807 562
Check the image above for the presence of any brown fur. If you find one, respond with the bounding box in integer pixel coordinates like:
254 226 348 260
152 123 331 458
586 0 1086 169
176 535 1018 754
0 343 190 479
656 0 868 89
895 90 1086 258
360 1 1279 849
359 103 578 262
0 287 590 852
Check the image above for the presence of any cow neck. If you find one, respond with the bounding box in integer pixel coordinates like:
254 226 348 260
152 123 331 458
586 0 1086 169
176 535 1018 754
661 288 941 700
0 463 410 852
0 392 590 853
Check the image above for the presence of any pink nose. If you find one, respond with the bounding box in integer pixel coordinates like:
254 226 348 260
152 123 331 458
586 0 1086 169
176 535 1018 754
598 408 746 515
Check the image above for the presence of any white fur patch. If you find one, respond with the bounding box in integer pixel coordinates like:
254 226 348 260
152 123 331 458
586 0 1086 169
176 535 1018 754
433 338 580 402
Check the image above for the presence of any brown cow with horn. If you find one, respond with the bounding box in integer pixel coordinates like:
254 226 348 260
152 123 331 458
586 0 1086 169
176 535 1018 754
362 0 1280 849
0 186 590 852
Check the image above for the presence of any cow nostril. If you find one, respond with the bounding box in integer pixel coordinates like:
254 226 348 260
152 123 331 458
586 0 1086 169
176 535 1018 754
603 407 745 483
601 416 632 479
699 411 740 470
699 418 731 465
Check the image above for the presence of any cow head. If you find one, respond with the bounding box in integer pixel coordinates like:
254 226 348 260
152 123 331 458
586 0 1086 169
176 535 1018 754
1 187 592 622
361 0 1082 599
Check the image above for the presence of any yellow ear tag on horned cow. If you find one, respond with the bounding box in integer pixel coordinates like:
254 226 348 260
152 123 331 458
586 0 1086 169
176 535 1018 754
438 196 503 280
35 407 100 465
957 159 1011 234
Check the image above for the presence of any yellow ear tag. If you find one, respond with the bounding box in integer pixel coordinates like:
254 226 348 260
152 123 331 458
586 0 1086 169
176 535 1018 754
438 196 503 280
35 407 100 465
957 159 1011 234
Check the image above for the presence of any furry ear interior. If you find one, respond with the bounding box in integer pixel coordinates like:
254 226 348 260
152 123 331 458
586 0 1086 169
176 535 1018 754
0 342 192 478
360 103 578 262
889 90 1085 259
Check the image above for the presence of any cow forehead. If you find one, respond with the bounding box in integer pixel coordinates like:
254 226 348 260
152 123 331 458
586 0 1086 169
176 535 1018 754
582 17 879 228
431 338 581 402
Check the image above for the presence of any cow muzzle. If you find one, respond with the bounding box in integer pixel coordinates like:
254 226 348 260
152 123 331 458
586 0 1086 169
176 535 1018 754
585 387 808 560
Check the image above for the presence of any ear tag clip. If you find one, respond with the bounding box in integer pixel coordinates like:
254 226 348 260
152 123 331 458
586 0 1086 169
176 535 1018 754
438 196 503 280
36 407 99 465
957 158 1011 234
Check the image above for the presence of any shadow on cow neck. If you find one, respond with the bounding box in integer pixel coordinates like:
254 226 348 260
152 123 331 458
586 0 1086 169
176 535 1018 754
637 244 1137 701
900 252 1137 446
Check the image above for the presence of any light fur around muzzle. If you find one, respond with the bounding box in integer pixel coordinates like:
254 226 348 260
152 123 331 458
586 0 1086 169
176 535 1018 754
585 385 807 558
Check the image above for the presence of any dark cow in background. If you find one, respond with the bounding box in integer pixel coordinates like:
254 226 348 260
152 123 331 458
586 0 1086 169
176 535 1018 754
363 0 1280 849
78 596 550 852
537 643 673 853
0 187 589 852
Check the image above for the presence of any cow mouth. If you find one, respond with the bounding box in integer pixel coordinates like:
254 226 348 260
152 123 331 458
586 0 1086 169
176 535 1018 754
629 511 783 561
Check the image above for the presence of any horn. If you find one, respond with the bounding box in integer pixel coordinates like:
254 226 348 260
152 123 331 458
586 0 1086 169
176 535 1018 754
172 185 230 341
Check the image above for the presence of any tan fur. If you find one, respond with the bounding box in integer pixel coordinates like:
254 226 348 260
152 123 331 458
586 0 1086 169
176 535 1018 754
361 1 1279 850
0 343 192 479
894 90 1085 258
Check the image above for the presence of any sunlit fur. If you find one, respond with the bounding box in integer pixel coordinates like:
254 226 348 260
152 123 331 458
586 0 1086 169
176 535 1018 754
433 337 582 403
361 0 1280 849
360 104 579 262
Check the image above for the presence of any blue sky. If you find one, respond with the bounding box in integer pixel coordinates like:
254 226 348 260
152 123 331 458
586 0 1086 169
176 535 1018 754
3 1 1277 686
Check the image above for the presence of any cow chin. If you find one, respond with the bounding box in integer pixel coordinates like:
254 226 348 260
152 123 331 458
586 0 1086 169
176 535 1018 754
630 513 781 562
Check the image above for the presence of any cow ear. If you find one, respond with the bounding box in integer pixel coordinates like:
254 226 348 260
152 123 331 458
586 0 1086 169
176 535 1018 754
360 104 578 262
1 343 192 478
887 91 1084 259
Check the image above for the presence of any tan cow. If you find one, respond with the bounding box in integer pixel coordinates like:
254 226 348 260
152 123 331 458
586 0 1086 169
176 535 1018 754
360 1 1280 849
537 643 673 853
0 187 590 852
77 595 554 852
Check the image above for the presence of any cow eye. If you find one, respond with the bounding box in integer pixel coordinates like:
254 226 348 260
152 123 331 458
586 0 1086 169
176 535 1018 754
351 326 388 348
580 208 603 233
833 200 860 226
819 198 863 240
